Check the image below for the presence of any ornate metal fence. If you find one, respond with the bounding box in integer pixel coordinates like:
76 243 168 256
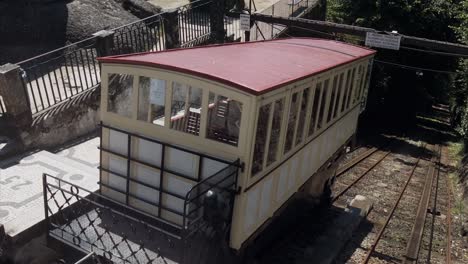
251 0 319 40
16 1 212 116
43 159 240 263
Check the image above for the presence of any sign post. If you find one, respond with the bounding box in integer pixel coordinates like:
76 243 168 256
240 13 251 41
365 32 402 50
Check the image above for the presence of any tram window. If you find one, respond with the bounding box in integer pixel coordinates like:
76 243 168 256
317 79 329 130
284 92 299 154
308 83 322 136
341 70 351 112
346 68 356 109
170 82 202 135
357 65 366 102
108 73 134 118
251 104 271 176
327 76 338 123
333 73 344 119
354 65 363 103
267 99 284 166
206 92 243 146
137 76 166 126
296 88 310 146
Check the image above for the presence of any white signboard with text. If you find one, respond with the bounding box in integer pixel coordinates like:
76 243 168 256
150 79 166 106
365 32 401 50
240 14 251 31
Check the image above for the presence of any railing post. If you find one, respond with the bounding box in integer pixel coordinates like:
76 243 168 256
0 63 32 129
162 9 181 49
210 0 226 43
93 30 115 57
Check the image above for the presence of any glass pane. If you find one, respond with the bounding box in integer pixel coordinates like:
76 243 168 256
357 65 366 102
327 76 338 123
346 68 356 109
267 99 284 166
137 76 166 126
317 79 329 130
251 104 271 176
108 73 133 118
341 70 351 113
284 92 299 154
308 83 322 136
296 88 310 146
333 73 344 119
170 82 203 135
206 92 243 146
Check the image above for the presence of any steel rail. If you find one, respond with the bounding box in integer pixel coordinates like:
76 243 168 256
403 145 440 264
426 145 442 263
332 150 391 202
446 147 453 264
362 151 424 264
335 147 378 177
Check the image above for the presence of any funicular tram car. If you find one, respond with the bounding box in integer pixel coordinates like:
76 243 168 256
96 38 375 263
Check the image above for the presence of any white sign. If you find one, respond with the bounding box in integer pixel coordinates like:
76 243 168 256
150 79 166 106
240 14 251 31
365 32 401 50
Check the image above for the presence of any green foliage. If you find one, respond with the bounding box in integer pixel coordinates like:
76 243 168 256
327 0 464 132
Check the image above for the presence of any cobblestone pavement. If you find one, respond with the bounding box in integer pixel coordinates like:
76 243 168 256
0 137 99 238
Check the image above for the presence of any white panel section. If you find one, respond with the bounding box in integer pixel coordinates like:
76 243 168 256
201 159 227 179
129 197 158 216
288 156 299 191
161 210 183 226
301 147 311 180
137 138 162 167
244 187 260 232
277 164 289 201
133 164 160 187
165 174 194 197
108 156 127 191
109 129 128 155
163 194 185 214
165 147 198 178
129 182 160 204
101 188 125 203
259 176 274 219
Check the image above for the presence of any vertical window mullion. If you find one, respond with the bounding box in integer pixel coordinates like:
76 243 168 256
199 90 209 138
262 102 275 170
291 90 303 148
164 81 173 127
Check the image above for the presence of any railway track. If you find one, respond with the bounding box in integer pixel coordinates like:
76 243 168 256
255 142 453 264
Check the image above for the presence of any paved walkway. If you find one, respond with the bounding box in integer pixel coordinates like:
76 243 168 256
0 137 99 239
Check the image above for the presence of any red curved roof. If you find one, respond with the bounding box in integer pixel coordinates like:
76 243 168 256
98 38 376 95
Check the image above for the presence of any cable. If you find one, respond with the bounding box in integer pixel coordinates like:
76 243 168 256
374 59 461 75
399 46 468 58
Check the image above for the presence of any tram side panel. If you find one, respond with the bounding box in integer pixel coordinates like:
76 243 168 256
230 104 362 250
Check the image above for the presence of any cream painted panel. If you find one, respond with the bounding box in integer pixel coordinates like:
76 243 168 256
277 164 289 202
201 159 228 179
161 210 183 226
165 147 198 179
301 146 312 181
287 156 299 191
259 176 274 220
133 164 161 187
108 156 127 191
101 188 126 203
165 173 194 198
244 187 260 232
109 129 128 155
129 182 160 204
129 198 158 216
136 138 162 167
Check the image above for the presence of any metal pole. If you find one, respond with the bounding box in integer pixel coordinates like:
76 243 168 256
245 0 252 41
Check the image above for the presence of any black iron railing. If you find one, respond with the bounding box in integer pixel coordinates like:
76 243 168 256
18 37 101 114
43 155 240 263
16 1 212 116
179 1 212 48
